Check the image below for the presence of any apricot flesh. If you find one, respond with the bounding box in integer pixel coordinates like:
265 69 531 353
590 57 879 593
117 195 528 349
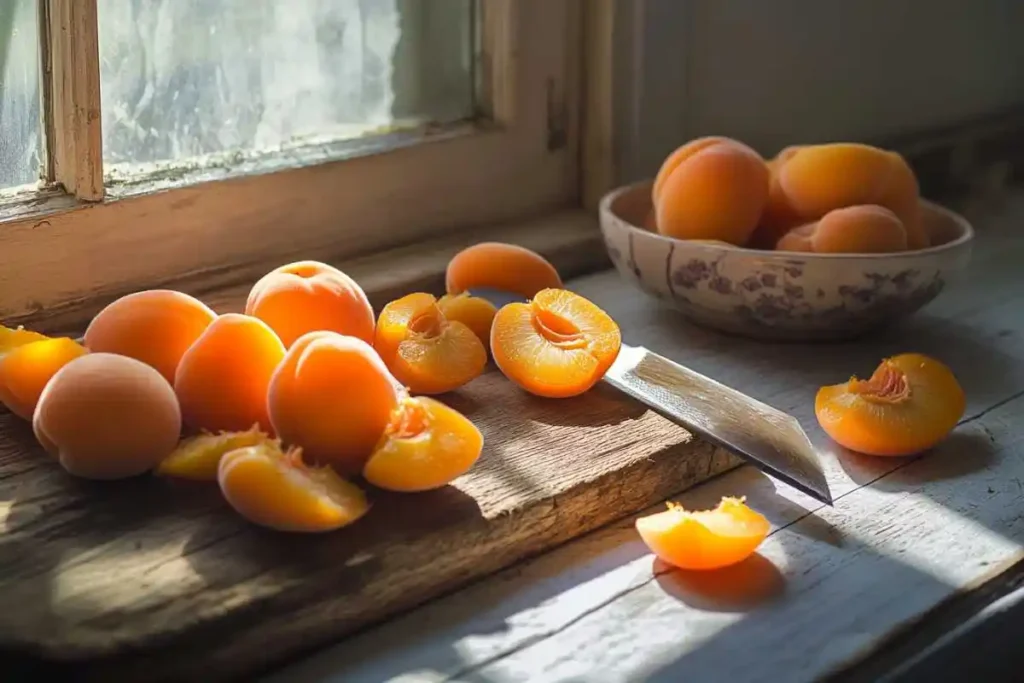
174 313 285 435
84 289 216 384
245 260 376 348
268 331 401 475
34 353 182 480
635 497 771 571
815 353 965 457
157 426 278 481
446 243 563 300
364 396 484 492
0 324 49 356
0 337 88 420
218 442 369 533
491 288 621 398
437 293 497 350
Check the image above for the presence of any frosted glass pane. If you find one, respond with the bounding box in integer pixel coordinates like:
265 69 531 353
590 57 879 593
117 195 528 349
97 0 475 167
0 0 42 189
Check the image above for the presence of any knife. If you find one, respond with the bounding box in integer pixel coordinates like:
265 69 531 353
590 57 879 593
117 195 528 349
469 286 833 506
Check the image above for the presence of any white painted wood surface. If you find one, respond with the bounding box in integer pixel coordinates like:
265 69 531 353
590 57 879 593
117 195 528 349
262 191 1024 683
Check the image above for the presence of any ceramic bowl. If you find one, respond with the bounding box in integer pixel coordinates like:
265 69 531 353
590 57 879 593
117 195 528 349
598 180 974 341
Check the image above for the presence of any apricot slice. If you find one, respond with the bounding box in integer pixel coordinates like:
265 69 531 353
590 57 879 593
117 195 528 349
0 337 88 420
245 260 376 348
815 353 965 457
363 396 484 492
491 288 621 398
218 442 369 533
374 293 487 395
778 143 894 220
34 353 182 480
654 139 770 245
157 425 278 481
0 324 49 356
437 293 497 351
445 243 563 300
268 331 401 475
174 313 285 434
84 289 217 384
636 497 770 571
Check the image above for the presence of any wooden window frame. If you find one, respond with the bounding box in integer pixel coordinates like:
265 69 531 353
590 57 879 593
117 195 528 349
0 0 585 325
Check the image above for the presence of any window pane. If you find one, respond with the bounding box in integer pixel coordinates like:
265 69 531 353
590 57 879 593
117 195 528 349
0 0 42 189
97 0 475 168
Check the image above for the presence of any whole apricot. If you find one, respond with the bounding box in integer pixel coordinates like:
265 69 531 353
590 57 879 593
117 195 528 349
879 152 928 250
654 139 770 245
245 261 375 348
34 353 182 480
811 205 908 254
446 243 563 300
84 289 217 384
778 143 895 220
652 136 731 205
774 224 815 252
268 331 401 475
0 337 88 420
174 313 285 434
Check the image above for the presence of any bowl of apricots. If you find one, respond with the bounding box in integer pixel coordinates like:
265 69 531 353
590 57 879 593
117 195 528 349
599 136 975 341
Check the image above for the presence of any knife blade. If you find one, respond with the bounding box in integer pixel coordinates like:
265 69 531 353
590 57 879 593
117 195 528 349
469 286 833 506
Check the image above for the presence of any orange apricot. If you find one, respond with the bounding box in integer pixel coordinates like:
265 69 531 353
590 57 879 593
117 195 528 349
0 324 49 355
652 136 731 205
445 243 563 300
157 425 278 481
374 293 487 395
778 143 895 220
268 331 401 475
774 224 815 252
218 442 369 533
642 207 659 232
174 313 285 434
0 337 88 420
33 353 182 480
84 289 217 384
654 140 770 245
815 353 965 457
879 152 928 250
245 260 375 348
491 288 621 398
750 163 804 248
811 205 908 254
437 293 497 350
635 497 771 571
363 396 483 492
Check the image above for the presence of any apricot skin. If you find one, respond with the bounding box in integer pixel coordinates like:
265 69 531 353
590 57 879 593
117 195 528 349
879 152 928 250
0 338 89 420
245 261 375 348
654 139 770 245
446 243 563 300
775 224 815 252
174 313 285 435
812 205 907 253
779 143 895 220
84 289 217 385
652 136 731 205
34 353 182 480
268 331 401 475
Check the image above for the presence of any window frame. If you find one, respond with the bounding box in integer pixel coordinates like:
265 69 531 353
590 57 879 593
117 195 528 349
0 0 583 323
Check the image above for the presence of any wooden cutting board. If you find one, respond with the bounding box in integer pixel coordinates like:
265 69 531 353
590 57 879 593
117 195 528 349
0 369 740 682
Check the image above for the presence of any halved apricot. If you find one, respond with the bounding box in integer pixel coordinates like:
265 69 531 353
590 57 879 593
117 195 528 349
635 497 770 571
815 353 965 457
0 337 88 420
157 425 278 481
0 324 49 356
490 288 621 398
218 442 369 533
437 293 497 351
375 293 487 395
363 396 483 492
446 243 563 300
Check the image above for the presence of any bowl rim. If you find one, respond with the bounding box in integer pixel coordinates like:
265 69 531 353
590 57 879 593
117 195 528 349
599 179 975 260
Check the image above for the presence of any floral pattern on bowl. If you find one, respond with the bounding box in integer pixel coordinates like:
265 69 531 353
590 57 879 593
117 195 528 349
599 181 974 341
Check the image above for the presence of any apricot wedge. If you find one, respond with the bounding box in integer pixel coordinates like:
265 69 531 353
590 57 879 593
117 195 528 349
0 337 89 420
218 442 370 533
157 426 279 481
0 324 50 356
635 497 770 571
364 396 484 492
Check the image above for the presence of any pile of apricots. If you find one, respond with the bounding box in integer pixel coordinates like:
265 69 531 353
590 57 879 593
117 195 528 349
0 243 624 534
649 136 930 254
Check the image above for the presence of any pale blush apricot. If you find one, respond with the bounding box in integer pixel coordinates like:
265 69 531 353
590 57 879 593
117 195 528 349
811 205 907 254
0 338 88 420
816 353 965 457
437 293 497 350
218 442 369 533
174 313 285 434
375 293 487 395
654 140 770 245
0 324 49 356
636 497 770 571
491 288 621 398
245 260 375 348
652 136 731 205
778 143 895 220
445 243 563 300
84 289 217 384
774 224 815 252
268 331 400 475
363 396 483 492
879 152 928 250
33 353 182 480
157 426 278 481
